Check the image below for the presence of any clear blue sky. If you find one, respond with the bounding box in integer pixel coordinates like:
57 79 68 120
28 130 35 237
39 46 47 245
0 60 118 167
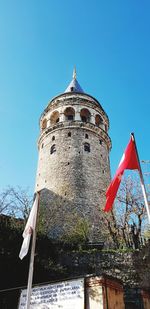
0 0 150 194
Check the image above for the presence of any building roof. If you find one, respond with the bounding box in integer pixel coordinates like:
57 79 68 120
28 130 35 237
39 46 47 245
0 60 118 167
65 68 84 93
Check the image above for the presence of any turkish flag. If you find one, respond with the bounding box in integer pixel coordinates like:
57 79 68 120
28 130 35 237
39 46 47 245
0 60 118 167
104 136 140 212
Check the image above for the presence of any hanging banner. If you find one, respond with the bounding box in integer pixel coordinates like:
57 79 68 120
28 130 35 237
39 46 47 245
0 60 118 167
18 278 84 308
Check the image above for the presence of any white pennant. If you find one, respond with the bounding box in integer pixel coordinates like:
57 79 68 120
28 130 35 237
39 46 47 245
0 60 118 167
19 193 39 260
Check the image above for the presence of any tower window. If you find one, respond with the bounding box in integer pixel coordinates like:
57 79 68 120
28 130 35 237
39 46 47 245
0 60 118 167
64 107 75 121
95 114 103 127
84 143 90 152
99 140 102 145
70 87 74 92
67 115 73 121
80 108 91 123
50 111 60 125
81 116 87 122
41 118 47 129
50 144 56 154
52 136 55 141
85 133 88 139
68 132 71 137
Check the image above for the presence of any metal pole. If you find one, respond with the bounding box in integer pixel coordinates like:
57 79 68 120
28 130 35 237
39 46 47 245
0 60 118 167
26 192 40 309
131 133 150 224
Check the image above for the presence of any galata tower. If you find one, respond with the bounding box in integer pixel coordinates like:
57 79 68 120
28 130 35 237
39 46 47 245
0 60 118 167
35 69 111 242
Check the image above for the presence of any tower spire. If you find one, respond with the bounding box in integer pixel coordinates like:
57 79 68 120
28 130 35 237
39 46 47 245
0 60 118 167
73 67 76 80
65 67 84 93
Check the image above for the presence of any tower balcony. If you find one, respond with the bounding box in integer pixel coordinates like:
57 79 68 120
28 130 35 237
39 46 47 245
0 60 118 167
38 120 112 150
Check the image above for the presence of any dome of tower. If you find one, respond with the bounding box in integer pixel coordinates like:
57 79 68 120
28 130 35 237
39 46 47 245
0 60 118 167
65 68 84 93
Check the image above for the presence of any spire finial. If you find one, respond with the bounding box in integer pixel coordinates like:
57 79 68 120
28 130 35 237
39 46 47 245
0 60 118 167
73 67 76 80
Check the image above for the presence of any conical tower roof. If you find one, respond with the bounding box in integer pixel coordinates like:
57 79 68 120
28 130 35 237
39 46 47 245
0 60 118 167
65 68 84 93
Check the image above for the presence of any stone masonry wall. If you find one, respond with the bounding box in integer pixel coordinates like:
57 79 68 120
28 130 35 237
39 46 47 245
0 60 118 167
52 247 150 290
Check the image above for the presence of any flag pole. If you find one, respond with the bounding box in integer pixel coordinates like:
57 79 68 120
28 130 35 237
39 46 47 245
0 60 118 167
26 191 40 309
131 133 150 224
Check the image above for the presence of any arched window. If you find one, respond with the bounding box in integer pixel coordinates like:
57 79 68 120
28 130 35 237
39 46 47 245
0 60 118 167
80 108 91 123
41 118 47 129
68 132 71 137
84 143 90 152
95 114 103 127
85 133 88 139
50 111 60 125
50 144 56 154
64 107 75 121
52 136 55 141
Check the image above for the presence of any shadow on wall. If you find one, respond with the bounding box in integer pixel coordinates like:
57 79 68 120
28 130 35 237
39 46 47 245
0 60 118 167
38 188 90 242
37 188 108 244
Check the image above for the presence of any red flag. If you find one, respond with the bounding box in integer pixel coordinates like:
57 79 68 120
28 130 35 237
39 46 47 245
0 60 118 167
104 136 140 212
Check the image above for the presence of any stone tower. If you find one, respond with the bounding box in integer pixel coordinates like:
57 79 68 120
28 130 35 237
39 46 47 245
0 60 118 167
35 70 111 241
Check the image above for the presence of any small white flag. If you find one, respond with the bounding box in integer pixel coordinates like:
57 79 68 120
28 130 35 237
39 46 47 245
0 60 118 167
19 193 39 260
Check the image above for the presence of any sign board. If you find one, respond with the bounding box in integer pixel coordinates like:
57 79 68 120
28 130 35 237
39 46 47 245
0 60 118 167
18 278 84 309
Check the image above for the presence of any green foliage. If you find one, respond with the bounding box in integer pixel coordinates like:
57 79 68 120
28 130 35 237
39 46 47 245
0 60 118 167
61 216 90 245
102 248 136 253
0 216 23 254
